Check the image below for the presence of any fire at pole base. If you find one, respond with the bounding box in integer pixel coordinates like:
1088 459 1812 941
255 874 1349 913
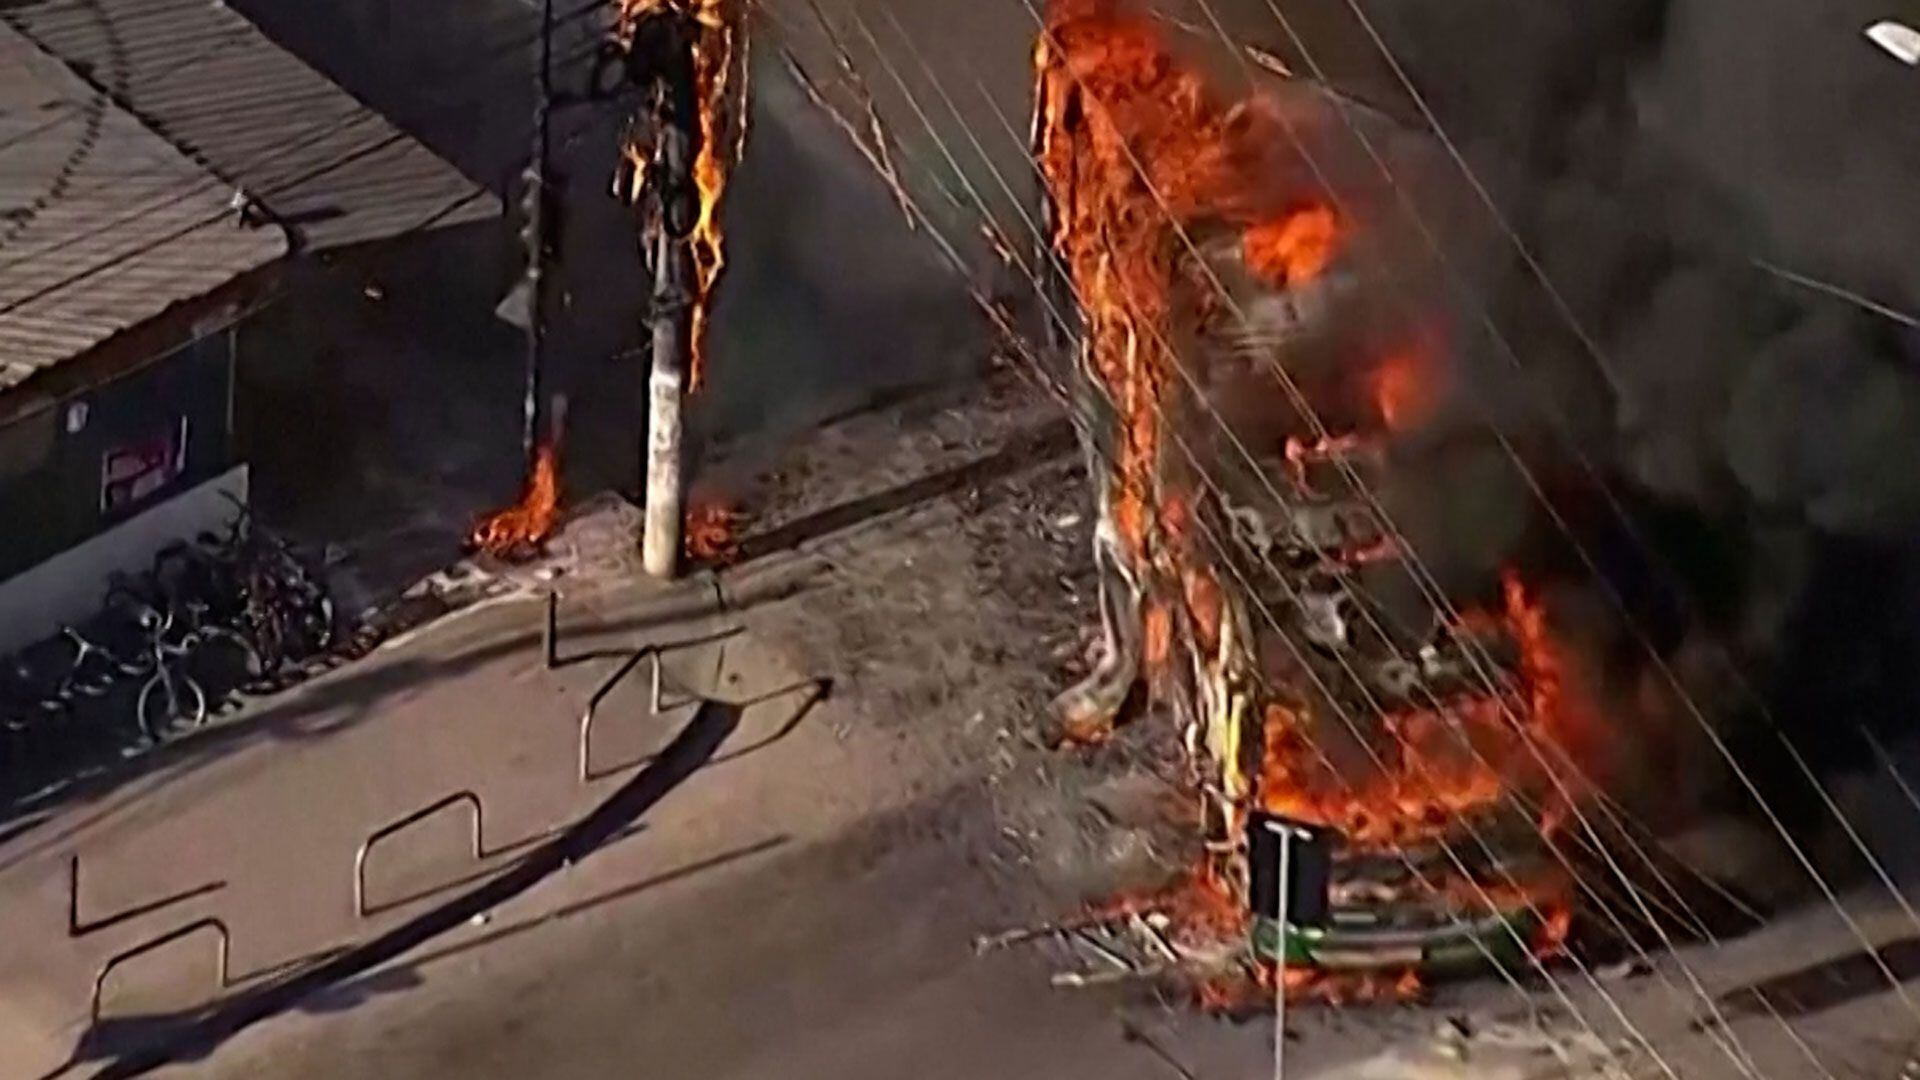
470 397 568 561
468 444 561 558
613 0 747 579
1035 0 1585 1000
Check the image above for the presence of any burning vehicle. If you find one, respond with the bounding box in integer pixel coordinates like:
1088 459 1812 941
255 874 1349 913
1030 0 1600 996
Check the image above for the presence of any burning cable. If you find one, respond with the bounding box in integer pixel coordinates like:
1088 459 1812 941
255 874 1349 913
469 395 569 560
615 0 746 393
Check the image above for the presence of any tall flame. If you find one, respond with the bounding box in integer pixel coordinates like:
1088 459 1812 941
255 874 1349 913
1037 2 1596 988
1501 569 1599 809
1242 203 1337 288
1035 0 1312 671
469 442 561 557
618 0 745 391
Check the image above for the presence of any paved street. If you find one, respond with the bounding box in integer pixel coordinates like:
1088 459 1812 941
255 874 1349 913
0 515 1292 1079
4 480 1918 1078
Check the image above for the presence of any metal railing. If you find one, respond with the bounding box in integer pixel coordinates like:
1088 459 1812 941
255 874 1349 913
91 917 232 1024
353 790 488 918
75 590 750 1036
580 647 674 782
68 853 227 938
577 632 734 782
544 589 561 670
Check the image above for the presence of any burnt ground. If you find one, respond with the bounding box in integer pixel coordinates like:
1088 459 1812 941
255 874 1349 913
696 363 1202 913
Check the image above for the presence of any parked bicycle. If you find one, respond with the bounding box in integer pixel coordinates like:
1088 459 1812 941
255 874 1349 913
203 494 338 671
129 608 207 740
0 498 346 761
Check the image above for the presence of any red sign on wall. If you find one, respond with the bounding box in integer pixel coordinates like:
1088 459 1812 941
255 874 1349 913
100 417 188 514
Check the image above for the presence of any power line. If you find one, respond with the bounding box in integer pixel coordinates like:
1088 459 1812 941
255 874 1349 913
829 2 1904 1068
782 7 1672 1070
1251 0 1920 1014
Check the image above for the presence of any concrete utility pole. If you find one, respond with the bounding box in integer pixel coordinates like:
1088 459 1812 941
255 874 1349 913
644 188 691 579
634 7 701 580
521 0 556 467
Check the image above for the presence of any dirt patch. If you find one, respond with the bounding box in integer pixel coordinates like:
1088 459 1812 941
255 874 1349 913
716 369 1199 915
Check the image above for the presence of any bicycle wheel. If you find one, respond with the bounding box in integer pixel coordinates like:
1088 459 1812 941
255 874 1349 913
189 629 265 702
136 671 206 740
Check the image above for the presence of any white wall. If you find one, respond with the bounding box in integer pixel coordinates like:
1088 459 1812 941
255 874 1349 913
0 465 248 656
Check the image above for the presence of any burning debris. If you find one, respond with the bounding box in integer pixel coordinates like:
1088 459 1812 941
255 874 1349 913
684 496 743 564
468 443 561 558
1032 0 1588 990
470 398 568 560
979 858 1574 1008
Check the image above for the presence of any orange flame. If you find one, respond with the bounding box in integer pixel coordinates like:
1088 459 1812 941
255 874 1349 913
1283 432 1372 489
1243 204 1338 288
618 0 743 392
1092 866 1247 948
1035 0 1316 716
468 443 561 558
1533 902 1574 958
1256 572 1604 854
1036 4 1599 991
1258 703 1509 851
1091 870 1427 1012
684 497 741 564
1218 961 1423 1010
1370 350 1436 432
1500 569 1599 802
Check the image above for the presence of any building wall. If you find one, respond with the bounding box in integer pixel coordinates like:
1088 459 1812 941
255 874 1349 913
0 330 237 587
0 466 248 656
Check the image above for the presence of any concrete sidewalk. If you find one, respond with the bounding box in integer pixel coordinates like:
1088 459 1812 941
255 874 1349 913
0 568 857 1078
5 487 1918 1079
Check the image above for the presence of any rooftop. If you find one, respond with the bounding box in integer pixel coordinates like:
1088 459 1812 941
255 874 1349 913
1 0 498 253
0 0 502 394
0 22 286 390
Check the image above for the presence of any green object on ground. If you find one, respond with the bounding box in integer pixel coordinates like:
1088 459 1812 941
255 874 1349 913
1249 902 1539 979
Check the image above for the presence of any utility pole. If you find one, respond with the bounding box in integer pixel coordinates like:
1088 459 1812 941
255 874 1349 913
637 8 700 579
643 115 693 579
520 0 557 464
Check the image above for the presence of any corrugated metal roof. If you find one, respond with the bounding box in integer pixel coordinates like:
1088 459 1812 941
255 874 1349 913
0 23 287 390
2 0 499 253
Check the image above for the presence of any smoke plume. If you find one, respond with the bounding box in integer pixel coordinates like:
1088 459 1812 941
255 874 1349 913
1325 0 1920 841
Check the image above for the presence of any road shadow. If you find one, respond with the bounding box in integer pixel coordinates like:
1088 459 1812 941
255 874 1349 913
1715 934 1920 1023
380 833 788 976
54 963 423 1077
61 699 741 1079
584 671 829 782
360 819 647 917
709 678 831 766
720 418 1074 567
